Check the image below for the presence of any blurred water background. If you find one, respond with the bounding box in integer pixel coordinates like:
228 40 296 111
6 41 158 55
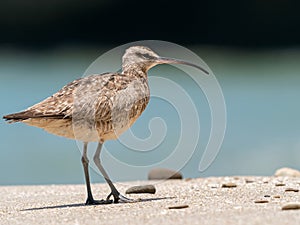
1 45 299 185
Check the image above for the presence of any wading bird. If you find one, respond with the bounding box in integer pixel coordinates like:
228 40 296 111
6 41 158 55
3 46 209 205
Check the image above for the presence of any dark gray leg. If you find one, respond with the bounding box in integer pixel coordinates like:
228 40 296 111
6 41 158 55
81 142 110 205
93 142 134 203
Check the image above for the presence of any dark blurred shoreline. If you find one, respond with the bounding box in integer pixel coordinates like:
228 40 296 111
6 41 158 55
1 0 300 49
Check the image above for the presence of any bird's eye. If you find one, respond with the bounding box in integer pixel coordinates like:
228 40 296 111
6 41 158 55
136 53 156 60
141 53 151 58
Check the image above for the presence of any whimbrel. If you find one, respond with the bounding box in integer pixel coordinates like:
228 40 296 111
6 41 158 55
3 46 209 205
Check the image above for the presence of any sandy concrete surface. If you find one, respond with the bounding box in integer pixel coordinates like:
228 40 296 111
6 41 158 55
1 176 299 225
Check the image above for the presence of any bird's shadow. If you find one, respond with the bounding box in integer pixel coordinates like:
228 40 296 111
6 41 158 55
21 196 175 211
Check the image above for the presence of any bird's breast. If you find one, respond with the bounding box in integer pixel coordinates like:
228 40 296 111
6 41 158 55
72 78 150 142
100 80 150 140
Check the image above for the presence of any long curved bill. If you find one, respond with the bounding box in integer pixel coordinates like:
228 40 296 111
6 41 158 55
157 57 209 75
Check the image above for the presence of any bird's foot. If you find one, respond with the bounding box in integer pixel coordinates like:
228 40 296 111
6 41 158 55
85 197 113 205
106 192 136 203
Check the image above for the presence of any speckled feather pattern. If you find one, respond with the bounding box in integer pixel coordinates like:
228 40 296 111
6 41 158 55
4 70 150 142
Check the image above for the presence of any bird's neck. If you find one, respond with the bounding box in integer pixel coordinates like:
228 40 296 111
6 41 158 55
122 64 148 80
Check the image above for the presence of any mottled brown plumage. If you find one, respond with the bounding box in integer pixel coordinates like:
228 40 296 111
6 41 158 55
3 46 208 205
5 72 149 142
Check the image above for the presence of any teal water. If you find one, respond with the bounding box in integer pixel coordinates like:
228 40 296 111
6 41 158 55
0 46 300 185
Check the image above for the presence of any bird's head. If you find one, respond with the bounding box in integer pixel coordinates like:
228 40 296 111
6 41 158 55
122 46 209 75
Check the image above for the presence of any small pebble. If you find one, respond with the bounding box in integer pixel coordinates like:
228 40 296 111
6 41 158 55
285 188 299 192
273 195 281 198
125 185 156 194
222 182 237 188
254 200 269 204
264 195 271 198
245 179 255 183
282 203 300 210
262 178 269 183
148 168 183 180
275 183 286 187
168 204 189 209
208 184 219 188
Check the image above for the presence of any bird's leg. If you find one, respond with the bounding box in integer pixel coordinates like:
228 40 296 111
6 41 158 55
93 142 134 203
81 142 111 205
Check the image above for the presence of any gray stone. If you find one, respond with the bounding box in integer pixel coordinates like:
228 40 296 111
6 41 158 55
221 182 237 188
282 203 300 210
275 167 300 177
285 188 299 192
275 183 285 187
168 204 189 209
254 200 269 204
148 168 183 180
125 185 156 194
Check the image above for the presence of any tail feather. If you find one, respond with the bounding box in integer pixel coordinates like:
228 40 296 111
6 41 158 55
3 111 66 122
3 111 32 122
